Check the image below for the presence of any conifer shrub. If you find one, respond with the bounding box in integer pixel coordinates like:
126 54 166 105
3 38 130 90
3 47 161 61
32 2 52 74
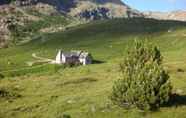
110 40 172 110
0 73 4 79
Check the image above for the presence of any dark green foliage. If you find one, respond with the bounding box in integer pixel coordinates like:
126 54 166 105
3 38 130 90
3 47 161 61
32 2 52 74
0 73 4 79
62 114 71 118
0 88 21 99
177 68 184 73
110 40 172 110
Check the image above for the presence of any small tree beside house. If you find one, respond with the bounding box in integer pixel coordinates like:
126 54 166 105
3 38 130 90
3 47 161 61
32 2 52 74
110 40 172 110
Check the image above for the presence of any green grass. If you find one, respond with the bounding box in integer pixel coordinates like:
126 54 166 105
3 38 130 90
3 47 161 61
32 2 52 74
0 64 65 77
1 18 186 118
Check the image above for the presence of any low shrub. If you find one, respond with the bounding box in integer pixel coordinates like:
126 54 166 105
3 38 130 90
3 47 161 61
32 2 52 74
0 73 4 79
62 114 71 118
177 68 184 73
0 88 21 99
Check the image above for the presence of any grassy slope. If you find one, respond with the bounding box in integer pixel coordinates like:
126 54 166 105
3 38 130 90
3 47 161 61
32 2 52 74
0 18 186 118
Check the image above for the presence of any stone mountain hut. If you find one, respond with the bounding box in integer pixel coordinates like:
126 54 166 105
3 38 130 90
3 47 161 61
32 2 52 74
55 50 92 65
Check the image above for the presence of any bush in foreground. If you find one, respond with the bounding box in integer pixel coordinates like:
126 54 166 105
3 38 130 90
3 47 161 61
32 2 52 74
110 40 172 110
0 73 4 79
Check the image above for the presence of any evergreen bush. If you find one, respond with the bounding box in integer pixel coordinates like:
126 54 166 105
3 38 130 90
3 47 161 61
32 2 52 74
0 73 4 79
110 40 172 110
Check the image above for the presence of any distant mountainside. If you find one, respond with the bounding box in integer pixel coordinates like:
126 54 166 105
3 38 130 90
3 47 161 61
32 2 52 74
13 0 143 20
0 0 144 48
144 11 186 21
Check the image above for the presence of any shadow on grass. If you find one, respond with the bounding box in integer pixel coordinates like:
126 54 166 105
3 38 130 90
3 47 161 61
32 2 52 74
164 94 186 107
92 60 105 64
61 77 98 86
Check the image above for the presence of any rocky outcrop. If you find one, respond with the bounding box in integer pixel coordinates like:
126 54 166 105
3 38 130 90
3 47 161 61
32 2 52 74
0 5 15 48
0 4 41 48
0 17 9 48
77 7 110 20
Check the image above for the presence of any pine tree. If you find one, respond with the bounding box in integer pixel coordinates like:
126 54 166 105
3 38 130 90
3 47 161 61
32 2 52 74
110 40 172 110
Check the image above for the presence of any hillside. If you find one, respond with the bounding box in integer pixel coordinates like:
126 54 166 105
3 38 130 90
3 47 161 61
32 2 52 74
144 11 186 21
0 18 186 117
0 3 72 48
0 0 143 48
13 0 142 19
1 1 186 118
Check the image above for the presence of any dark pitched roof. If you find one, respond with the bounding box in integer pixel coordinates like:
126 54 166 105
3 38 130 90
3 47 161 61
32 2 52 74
62 51 90 58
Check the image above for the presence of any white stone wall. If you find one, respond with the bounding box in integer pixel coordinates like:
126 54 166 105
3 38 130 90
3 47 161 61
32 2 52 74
61 54 66 63
55 50 62 64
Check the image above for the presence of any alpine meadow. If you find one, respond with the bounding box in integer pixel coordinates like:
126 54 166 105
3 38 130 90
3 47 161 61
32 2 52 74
0 0 186 118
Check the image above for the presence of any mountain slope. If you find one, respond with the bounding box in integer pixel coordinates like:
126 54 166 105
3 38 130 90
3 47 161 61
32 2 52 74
0 3 70 48
14 0 143 19
0 0 143 48
0 18 186 118
144 11 186 21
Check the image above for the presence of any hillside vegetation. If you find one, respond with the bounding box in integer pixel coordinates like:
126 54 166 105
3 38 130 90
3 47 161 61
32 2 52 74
0 3 73 48
0 18 186 118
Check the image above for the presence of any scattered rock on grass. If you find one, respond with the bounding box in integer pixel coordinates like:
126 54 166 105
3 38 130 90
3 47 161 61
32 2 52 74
67 100 74 104
91 105 96 113
176 89 183 94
